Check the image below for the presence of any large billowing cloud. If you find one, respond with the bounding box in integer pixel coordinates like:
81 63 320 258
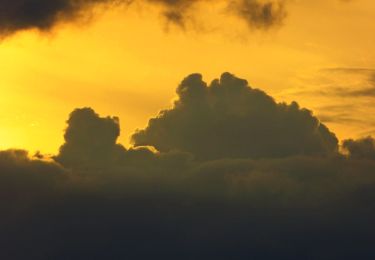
0 0 288 36
132 72 338 160
2 72 375 258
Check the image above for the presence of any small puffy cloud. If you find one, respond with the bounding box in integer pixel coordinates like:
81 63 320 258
54 107 193 170
132 72 338 160
55 107 127 168
343 136 375 160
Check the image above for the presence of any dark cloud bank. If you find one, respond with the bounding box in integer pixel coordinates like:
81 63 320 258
0 0 287 36
2 73 375 259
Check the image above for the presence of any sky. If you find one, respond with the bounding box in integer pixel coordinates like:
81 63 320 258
3 1 375 258
1 0 375 153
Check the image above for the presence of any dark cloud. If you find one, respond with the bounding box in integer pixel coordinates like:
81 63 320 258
0 0 289 37
228 0 287 30
54 106 194 170
3 151 375 258
3 73 375 258
132 72 338 160
317 113 365 124
0 149 66 223
0 0 108 36
151 0 288 30
54 107 126 168
343 136 375 160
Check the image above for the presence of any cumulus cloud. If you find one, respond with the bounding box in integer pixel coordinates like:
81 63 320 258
0 0 289 37
132 72 338 160
343 136 375 160
54 107 127 168
2 72 375 258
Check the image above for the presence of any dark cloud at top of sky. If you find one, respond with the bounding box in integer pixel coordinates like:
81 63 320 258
0 0 105 36
132 72 338 160
0 0 289 37
2 72 375 258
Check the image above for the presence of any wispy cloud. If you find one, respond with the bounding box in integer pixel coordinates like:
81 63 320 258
0 0 289 37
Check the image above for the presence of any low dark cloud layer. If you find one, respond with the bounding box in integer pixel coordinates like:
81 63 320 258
2 151 375 258
132 72 338 160
0 0 289 36
2 72 375 259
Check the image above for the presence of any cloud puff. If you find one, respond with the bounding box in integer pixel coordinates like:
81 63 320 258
132 72 338 160
343 136 375 160
0 0 288 37
55 107 127 168
54 106 195 171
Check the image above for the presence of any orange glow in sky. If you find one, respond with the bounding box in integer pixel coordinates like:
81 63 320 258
1 0 375 153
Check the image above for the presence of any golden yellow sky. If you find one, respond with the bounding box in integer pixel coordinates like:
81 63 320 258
1 0 375 153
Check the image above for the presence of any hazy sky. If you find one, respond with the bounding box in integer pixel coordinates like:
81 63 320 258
1 0 374 153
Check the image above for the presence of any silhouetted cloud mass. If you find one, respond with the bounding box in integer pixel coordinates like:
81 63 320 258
2 72 375 259
0 0 288 36
132 72 338 160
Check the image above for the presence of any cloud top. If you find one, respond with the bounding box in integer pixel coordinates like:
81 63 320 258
55 107 126 168
132 72 338 160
